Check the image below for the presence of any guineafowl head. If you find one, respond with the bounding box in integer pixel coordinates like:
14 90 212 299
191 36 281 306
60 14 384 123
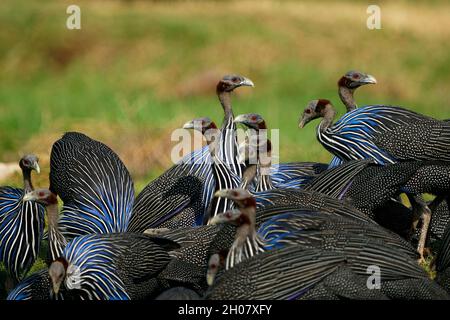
338 70 377 90
19 154 40 174
183 117 217 134
214 188 256 209
216 74 254 93
299 99 333 128
49 257 68 295
234 113 266 130
206 250 228 286
23 189 58 206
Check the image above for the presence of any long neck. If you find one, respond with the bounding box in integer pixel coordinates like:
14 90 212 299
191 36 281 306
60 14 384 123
218 91 233 123
47 203 67 261
339 86 356 112
256 150 274 192
206 131 236 221
225 205 265 269
240 164 257 190
22 169 33 193
319 105 337 133
217 89 243 178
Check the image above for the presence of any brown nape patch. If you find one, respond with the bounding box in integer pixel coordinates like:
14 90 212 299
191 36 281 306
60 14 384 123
238 212 251 226
337 76 349 87
259 120 267 130
242 197 257 208
216 81 227 94
208 122 218 130
48 192 58 205
316 99 331 113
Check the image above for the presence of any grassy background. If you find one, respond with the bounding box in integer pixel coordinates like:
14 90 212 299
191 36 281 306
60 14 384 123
0 0 450 292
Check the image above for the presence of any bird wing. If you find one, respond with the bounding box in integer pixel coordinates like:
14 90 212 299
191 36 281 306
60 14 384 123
303 159 374 199
50 132 134 238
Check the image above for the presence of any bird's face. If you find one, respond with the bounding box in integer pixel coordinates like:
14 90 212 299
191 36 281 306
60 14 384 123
299 99 331 128
234 113 265 130
22 189 58 206
216 74 254 93
214 188 256 209
182 117 216 133
207 254 221 286
49 259 67 295
209 209 243 225
19 154 40 174
339 70 377 89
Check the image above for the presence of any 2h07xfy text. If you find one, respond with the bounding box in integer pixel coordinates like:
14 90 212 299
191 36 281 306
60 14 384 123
178 304 272 317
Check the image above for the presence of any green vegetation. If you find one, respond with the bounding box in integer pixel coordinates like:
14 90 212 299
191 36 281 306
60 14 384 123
0 0 449 293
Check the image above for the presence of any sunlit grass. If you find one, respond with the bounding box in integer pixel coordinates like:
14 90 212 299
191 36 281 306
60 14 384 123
1 0 449 298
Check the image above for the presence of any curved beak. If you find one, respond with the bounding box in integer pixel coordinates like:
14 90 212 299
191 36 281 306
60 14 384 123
22 191 36 202
182 121 194 129
233 114 248 124
362 74 377 84
206 270 216 287
240 77 255 88
33 162 40 174
207 254 220 286
51 280 61 295
298 118 306 129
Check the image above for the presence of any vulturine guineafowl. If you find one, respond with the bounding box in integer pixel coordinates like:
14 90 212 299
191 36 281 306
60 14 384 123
22 189 68 261
337 70 377 113
211 189 415 269
46 233 179 300
129 75 253 230
205 244 448 300
0 155 45 283
299 99 450 165
234 113 328 187
49 132 135 238
331 160 450 259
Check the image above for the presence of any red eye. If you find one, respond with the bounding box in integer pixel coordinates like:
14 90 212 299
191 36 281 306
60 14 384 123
353 74 360 79
251 116 257 121
232 77 239 82
305 109 311 114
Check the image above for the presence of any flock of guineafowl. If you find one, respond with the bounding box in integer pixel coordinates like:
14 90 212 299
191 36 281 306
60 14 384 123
1 71 450 300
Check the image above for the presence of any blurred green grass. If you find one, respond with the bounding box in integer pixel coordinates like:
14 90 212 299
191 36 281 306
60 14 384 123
1 0 450 191
1 0 449 297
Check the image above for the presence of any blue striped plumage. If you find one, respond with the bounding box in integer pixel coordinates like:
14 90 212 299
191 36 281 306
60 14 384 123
318 105 450 165
61 234 131 300
0 187 45 282
177 145 215 218
6 269 61 300
50 132 135 239
52 233 173 300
